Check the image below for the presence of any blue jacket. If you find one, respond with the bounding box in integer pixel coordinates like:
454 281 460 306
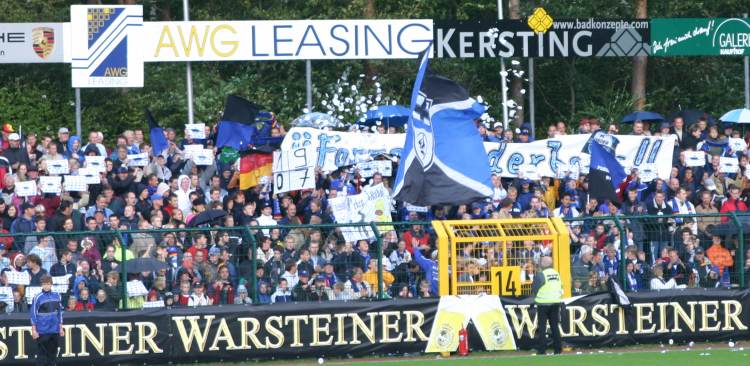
31 290 63 334
414 248 438 295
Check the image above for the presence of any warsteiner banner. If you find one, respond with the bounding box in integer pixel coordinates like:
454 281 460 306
0 290 748 364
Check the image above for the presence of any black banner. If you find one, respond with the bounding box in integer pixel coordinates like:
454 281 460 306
1 290 749 365
434 19 650 58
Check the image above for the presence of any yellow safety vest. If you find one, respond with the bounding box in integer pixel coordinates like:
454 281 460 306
535 268 563 304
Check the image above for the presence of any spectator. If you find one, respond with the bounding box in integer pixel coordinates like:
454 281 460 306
271 278 292 303
188 282 212 306
624 262 643 292
94 289 115 311
706 235 734 284
645 191 672 263
363 259 394 296
719 185 748 223
234 284 252 304
650 265 683 290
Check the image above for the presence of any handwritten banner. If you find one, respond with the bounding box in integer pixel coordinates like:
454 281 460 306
329 183 393 242
273 147 317 194
281 128 405 172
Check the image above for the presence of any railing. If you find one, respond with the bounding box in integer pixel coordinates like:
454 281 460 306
562 212 749 291
0 221 433 310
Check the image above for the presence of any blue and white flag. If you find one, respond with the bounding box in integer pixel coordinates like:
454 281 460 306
588 132 627 203
393 47 493 206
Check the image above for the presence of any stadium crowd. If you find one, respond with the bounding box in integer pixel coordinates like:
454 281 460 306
1 112 750 313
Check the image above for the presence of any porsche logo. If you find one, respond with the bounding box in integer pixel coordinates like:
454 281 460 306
32 27 55 59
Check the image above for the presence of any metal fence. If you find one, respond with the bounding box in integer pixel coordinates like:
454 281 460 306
0 221 434 311
562 212 749 293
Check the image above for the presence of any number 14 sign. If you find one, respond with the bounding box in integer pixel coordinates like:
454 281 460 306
491 266 521 297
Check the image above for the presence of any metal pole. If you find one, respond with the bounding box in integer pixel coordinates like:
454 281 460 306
498 0 509 129
745 14 749 108
306 60 313 110
75 88 82 137
529 57 535 139
183 0 194 124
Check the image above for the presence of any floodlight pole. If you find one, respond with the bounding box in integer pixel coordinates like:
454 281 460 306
498 0 510 129
529 57 535 139
184 0 195 124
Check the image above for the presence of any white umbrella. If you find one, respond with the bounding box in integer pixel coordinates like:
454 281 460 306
719 108 750 124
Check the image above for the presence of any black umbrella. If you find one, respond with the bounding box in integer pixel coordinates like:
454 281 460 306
124 258 170 273
188 209 227 227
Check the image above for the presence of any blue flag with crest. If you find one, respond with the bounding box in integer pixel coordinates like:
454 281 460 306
393 47 493 206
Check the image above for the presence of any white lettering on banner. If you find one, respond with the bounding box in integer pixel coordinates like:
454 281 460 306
273 147 317 194
330 184 393 242
144 20 433 62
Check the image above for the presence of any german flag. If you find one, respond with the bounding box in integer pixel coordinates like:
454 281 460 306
239 152 273 189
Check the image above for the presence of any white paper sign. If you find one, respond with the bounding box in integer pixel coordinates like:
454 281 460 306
519 165 540 180
577 153 591 174
193 149 215 166
143 300 165 308
52 275 71 285
52 285 69 294
127 153 149 167
720 157 740 173
127 280 149 297
63 175 88 192
46 159 69 175
6 271 30 285
25 286 41 304
85 156 106 172
183 144 204 160
40 176 62 194
185 123 206 139
15 181 37 197
405 203 429 213
356 160 393 178
684 151 706 167
0 287 12 310
639 163 658 182
273 147 317 194
78 168 101 184
745 165 750 180
329 184 393 242
729 138 748 152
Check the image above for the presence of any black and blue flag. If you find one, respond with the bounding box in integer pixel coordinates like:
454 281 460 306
146 109 168 156
587 133 627 203
393 47 493 206
216 95 261 150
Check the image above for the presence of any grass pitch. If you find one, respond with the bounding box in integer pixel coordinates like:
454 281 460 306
181 346 748 366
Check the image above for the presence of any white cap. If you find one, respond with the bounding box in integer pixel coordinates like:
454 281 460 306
8 133 20 141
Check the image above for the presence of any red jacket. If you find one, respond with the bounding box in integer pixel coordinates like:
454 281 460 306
403 230 430 254
720 198 748 223
75 300 95 311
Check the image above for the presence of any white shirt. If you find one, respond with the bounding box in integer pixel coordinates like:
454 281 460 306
256 214 277 235
188 293 211 306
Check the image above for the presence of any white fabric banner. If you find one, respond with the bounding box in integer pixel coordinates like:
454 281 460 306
485 134 675 181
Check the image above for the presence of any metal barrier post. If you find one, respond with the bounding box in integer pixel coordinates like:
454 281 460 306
370 222 384 300
730 212 745 288
245 227 259 304
613 216 628 287
116 230 128 310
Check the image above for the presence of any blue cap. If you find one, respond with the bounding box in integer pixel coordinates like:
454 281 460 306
299 270 310 277
150 194 163 201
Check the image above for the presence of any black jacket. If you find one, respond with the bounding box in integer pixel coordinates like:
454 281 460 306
645 199 672 242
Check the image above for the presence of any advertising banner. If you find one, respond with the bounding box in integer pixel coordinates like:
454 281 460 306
651 18 750 56
0 290 749 364
142 19 433 62
0 23 68 63
434 18 650 58
70 5 144 88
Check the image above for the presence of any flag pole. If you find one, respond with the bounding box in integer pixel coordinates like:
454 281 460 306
498 0 509 130
183 0 195 125
744 13 749 109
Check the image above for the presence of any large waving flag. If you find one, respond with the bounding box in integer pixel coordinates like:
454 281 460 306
393 47 493 206
146 109 168 156
239 148 273 189
216 95 261 150
587 133 627 203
